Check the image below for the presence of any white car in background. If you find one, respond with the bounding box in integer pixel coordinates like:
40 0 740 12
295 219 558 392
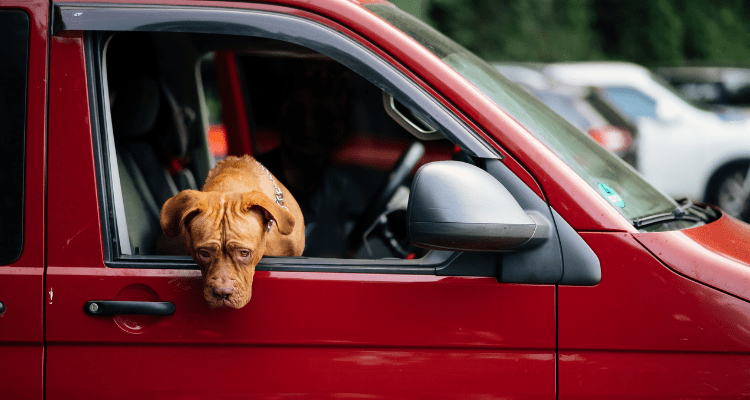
656 66 750 120
495 63 639 167
543 62 750 219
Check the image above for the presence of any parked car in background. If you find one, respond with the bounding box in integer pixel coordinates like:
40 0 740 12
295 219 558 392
657 66 750 120
543 61 750 220
495 63 639 167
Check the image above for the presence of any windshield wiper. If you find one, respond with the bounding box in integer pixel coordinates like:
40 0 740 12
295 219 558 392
631 199 710 229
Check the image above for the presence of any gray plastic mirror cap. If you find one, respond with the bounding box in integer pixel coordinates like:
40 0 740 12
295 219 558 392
407 161 550 252
520 211 551 249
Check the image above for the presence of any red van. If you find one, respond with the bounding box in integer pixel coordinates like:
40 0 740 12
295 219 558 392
2 0 750 398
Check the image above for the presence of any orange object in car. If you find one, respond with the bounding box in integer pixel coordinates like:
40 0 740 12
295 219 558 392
208 124 228 157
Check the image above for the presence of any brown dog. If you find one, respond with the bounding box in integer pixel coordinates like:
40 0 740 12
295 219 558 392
161 155 304 309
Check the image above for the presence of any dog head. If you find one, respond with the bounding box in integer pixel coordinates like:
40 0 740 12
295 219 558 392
161 190 295 309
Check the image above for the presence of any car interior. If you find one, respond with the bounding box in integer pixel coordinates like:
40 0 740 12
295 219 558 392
102 31 460 261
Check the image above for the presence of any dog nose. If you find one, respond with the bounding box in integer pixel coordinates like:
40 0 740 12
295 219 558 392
212 286 234 300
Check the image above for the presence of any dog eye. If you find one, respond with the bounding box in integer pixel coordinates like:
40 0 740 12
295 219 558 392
238 249 251 258
197 249 212 260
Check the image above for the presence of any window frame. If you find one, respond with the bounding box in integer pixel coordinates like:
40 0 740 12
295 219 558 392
74 2 505 275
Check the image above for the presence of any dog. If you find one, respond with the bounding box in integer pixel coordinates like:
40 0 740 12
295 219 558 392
160 155 304 309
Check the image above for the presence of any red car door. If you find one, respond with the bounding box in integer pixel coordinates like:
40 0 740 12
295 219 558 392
559 228 750 398
0 1 47 399
44 1 558 398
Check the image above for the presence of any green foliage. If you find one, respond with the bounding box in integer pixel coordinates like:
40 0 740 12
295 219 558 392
428 0 600 62
682 0 750 64
420 0 750 66
390 0 431 19
594 0 684 64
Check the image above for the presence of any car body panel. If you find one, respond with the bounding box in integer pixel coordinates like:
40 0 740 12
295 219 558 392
47 268 555 348
560 351 750 399
44 9 557 399
46 270 556 398
634 212 750 302
47 32 105 270
3 0 747 398
48 345 555 399
559 231 750 397
0 1 48 399
560 232 750 353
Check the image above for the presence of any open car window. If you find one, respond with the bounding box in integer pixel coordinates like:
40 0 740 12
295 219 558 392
72 4 601 284
199 43 456 259
93 26 485 268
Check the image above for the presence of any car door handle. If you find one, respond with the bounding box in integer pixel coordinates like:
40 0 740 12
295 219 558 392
84 300 175 316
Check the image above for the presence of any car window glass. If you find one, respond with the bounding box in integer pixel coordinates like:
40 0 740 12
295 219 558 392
0 10 29 265
199 54 228 163
600 87 657 120
529 90 591 131
366 4 679 221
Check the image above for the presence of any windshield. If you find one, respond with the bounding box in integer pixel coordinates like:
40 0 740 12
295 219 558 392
365 4 679 220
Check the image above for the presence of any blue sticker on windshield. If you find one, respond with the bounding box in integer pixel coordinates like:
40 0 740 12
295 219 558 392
598 183 625 208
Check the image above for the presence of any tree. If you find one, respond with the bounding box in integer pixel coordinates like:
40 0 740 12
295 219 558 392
423 0 750 66
428 0 600 62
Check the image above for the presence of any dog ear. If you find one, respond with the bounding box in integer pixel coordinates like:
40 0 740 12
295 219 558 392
160 190 206 237
241 190 296 235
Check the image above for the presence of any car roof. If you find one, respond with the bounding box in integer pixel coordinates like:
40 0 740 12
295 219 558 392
493 63 550 90
542 61 653 88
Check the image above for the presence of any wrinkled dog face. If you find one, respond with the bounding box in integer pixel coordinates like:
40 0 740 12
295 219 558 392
161 190 294 309
187 200 267 309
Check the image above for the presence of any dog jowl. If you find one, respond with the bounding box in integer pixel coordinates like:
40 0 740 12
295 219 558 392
160 157 304 309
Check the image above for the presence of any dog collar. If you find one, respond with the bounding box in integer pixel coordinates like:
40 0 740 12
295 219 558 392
256 161 289 232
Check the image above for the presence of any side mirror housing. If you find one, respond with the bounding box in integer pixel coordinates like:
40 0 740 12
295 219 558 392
407 161 550 251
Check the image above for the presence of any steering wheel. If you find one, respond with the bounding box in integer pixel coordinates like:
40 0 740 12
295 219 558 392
346 141 425 256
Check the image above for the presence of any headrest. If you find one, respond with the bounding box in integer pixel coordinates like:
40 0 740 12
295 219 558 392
155 82 192 158
111 76 161 139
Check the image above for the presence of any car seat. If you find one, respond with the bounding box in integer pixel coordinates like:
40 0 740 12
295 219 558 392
110 75 199 255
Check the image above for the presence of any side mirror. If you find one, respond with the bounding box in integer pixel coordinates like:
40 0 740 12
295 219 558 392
407 161 551 251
